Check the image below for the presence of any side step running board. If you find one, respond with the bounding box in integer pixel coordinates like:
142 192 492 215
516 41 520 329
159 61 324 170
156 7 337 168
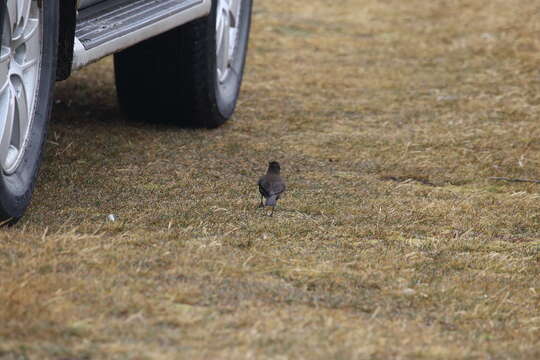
72 0 211 70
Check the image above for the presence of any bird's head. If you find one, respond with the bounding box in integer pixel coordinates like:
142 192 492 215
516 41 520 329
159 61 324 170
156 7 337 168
268 161 281 174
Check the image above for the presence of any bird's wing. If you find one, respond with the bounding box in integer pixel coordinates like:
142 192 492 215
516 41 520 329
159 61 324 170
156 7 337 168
259 175 286 197
258 177 271 197
271 180 286 195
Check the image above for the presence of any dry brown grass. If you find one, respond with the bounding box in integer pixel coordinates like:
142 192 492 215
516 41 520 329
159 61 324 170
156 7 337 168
1 0 540 358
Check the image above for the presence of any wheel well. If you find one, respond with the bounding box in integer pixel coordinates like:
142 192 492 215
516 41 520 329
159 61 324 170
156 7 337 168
56 0 77 81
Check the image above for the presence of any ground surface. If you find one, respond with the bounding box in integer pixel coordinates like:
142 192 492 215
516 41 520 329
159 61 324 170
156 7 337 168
1 0 540 359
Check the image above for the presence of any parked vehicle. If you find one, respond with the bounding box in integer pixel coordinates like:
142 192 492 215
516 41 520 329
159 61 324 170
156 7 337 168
0 0 252 222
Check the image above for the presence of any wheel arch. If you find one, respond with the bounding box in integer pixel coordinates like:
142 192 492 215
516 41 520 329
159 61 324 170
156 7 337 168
56 0 77 81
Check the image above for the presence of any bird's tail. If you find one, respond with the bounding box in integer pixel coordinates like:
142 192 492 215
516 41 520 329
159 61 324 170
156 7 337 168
265 195 278 207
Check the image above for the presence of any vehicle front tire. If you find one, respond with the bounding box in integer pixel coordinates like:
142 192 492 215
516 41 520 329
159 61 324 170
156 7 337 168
114 0 253 128
0 0 58 223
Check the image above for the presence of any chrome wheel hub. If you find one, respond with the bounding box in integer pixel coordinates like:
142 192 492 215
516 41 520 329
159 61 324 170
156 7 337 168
216 0 241 84
0 0 42 174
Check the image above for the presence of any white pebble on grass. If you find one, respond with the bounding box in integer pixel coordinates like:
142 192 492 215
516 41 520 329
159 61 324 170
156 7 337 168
402 288 416 296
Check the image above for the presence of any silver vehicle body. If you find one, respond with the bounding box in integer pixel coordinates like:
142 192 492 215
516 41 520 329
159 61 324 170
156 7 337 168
71 0 211 70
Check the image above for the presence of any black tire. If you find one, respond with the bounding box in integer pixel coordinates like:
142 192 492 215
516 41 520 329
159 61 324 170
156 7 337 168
114 0 253 128
0 0 58 223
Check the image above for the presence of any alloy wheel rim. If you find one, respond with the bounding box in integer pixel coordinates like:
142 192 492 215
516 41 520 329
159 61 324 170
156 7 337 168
216 0 241 84
0 0 42 174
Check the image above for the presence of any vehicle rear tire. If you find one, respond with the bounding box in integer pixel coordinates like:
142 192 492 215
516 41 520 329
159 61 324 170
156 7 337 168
114 0 252 128
0 0 58 223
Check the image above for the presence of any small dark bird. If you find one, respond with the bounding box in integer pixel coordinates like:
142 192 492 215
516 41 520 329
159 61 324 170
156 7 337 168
258 161 286 216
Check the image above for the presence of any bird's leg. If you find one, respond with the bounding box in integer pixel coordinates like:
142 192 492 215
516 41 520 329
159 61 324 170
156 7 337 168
270 206 275 217
258 195 264 208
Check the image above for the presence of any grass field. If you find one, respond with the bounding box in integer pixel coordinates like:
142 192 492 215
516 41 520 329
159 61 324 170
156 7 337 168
1 0 540 358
